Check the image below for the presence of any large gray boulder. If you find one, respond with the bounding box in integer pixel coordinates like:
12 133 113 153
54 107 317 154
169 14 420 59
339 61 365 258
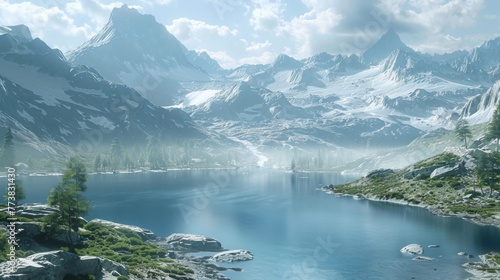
1 204 58 218
0 250 128 279
211 250 254 262
90 219 156 241
403 165 444 180
430 164 465 179
166 233 222 251
16 222 42 238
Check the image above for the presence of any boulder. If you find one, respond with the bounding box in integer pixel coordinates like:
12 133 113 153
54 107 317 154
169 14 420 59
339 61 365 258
16 222 42 238
365 169 395 178
430 164 465 179
400 244 423 255
412 256 434 261
403 165 444 180
211 250 254 262
166 233 222 251
90 219 156 241
1 203 58 218
0 250 128 279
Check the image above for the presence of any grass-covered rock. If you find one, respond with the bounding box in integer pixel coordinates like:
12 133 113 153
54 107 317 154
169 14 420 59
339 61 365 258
76 222 194 278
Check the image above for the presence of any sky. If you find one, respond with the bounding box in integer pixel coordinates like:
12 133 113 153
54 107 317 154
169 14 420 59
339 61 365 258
1 0 500 69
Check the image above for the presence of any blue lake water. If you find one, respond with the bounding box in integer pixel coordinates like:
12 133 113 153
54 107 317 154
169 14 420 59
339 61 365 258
21 169 500 280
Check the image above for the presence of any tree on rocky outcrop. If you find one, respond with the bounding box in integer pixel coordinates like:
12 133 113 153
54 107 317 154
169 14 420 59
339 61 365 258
455 120 472 149
45 157 90 252
476 152 500 197
0 127 14 167
487 104 500 152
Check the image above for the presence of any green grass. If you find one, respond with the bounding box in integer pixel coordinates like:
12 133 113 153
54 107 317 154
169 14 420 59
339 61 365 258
75 222 193 278
413 153 460 169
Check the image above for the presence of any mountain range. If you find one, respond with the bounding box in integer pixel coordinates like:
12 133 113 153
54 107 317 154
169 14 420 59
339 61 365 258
2 5 500 169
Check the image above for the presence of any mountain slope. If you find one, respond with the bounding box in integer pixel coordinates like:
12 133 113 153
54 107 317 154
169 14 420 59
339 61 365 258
0 25 208 156
362 28 413 65
67 5 209 106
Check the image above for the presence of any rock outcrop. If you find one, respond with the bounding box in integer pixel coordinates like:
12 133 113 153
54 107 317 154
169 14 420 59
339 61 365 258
165 233 222 251
365 169 395 178
90 219 156 241
403 165 445 180
0 250 128 279
430 164 466 179
211 250 254 262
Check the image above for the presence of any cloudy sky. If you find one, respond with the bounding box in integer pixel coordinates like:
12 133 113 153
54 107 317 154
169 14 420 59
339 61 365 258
1 0 500 68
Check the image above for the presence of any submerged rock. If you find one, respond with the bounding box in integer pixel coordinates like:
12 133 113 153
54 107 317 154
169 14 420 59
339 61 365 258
400 244 424 255
166 233 223 251
428 245 440 248
211 250 254 262
413 256 435 261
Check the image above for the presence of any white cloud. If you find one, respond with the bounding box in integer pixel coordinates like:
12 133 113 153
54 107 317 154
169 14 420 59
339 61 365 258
166 18 238 42
139 0 173 5
249 0 285 31
0 0 94 50
239 50 275 65
245 40 271 51
65 0 127 26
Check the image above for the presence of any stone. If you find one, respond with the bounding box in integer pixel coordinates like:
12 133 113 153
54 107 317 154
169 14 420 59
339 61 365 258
403 165 444 180
430 164 465 179
365 169 394 178
400 244 424 255
0 203 58 218
0 250 128 279
101 258 128 276
90 219 156 241
166 233 223 251
428 245 440 248
211 250 254 262
458 251 467 256
16 222 42 238
412 256 434 262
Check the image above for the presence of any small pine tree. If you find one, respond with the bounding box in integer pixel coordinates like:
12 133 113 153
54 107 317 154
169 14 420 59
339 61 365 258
45 157 90 252
455 119 473 149
487 104 500 152
476 152 500 197
93 154 101 172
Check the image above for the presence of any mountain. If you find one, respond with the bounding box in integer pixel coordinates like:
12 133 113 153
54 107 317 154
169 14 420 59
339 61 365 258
185 50 224 76
453 37 500 81
362 28 413 65
191 82 311 121
67 5 210 106
461 81 500 123
0 25 208 156
270 54 303 73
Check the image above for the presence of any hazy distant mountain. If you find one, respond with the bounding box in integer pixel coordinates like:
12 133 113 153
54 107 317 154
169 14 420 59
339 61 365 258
362 28 413 65
67 5 210 106
185 50 224 76
453 37 500 81
0 24 207 155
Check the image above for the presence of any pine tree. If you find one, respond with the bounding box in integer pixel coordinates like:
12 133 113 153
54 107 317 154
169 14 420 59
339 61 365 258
476 152 500 197
487 104 500 152
93 154 101 172
0 127 15 167
109 138 123 169
45 157 90 252
455 119 473 149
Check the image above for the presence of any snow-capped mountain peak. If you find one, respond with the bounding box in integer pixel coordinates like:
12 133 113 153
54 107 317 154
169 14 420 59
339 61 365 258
362 28 413 64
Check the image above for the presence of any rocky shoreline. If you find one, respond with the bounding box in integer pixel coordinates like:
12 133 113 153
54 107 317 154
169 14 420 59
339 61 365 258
0 207 253 280
324 150 500 279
